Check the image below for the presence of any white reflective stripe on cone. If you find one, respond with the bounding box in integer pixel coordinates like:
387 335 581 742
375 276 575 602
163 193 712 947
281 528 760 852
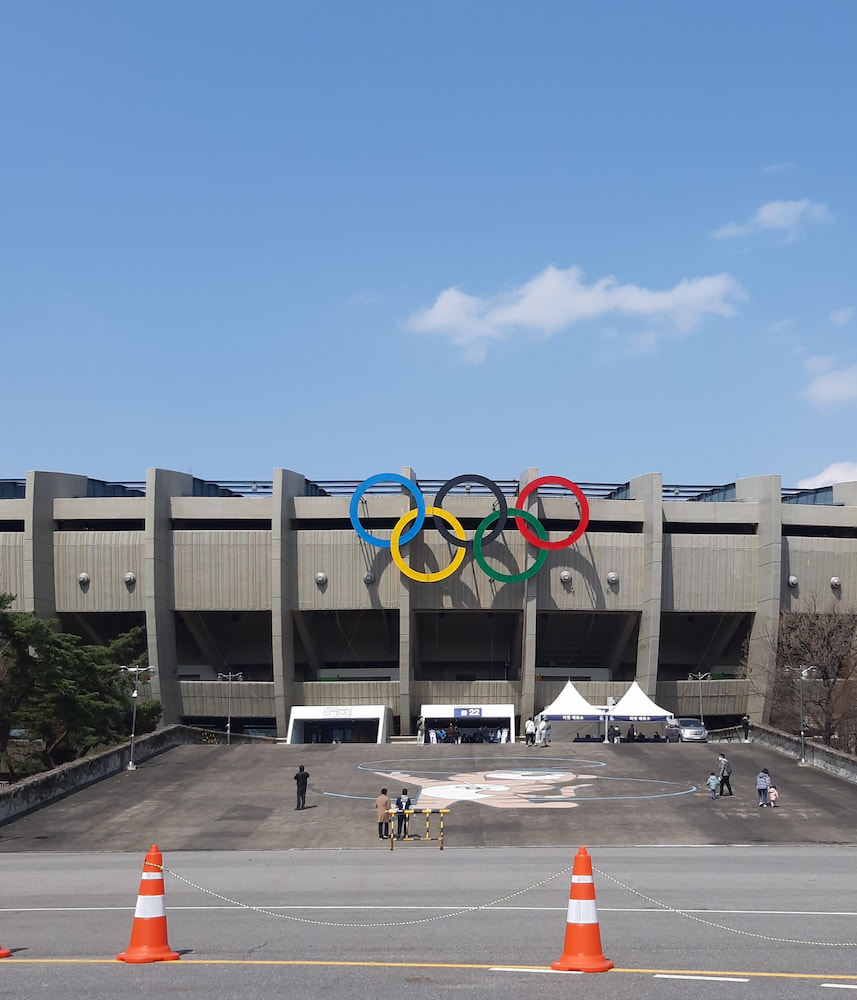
571 875 593 884
567 899 598 924
134 895 167 919
140 872 163 881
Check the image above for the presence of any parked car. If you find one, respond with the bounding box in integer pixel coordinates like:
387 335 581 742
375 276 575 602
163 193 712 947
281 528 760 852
665 717 708 743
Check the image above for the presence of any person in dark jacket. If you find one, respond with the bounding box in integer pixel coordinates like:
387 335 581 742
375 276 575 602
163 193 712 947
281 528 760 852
717 753 733 796
294 764 310 810
395 788 412 839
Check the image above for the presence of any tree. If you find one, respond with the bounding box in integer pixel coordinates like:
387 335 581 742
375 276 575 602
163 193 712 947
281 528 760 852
0 594 155 778
770 610 857 753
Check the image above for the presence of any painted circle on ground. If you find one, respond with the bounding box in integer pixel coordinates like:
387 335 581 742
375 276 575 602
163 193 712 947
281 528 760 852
390 505 467 582
473 507 549 583
516 475 590 550
349 473 426 549
432 474 509 551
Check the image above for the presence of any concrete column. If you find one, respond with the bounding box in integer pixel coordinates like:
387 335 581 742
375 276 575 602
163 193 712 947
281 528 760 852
272 469 306 738
397 467 418 734
630 472 663 697
519 467 539 720
144 468 194 725
736 475 782 723
23 471 88 618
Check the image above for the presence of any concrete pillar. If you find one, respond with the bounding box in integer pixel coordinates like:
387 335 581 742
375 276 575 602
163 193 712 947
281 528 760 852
397 467 418 734
272 469 306 738
630 472 663 697
23 471 88 618
144 468 194 725
518 467 539 720
737 475 782 723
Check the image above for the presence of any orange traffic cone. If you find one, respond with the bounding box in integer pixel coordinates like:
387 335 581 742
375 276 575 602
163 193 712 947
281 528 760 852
0 942 10 959
551 846 613 973
116 845 180 964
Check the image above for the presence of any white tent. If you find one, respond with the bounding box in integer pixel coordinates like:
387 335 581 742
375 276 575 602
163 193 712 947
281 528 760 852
539 680 604 721
608 681 674 722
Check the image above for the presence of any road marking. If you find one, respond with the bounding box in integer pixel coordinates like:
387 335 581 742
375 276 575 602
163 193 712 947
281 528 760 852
5 960 857 982
655 974 749 982
4 904 857 916
490 967 582 974
821 986 857 991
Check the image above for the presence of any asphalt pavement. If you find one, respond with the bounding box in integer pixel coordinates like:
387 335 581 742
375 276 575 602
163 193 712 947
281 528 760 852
1 738 855 853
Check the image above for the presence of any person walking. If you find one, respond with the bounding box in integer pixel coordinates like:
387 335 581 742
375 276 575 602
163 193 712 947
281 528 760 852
717 753 733 796
524 717 536 747
706 772 719 800
537 716 548 748
742 714 750 742
294 764 310 810
375 787 392 839
768 785 780 807
417 716 426 744
395 788 412 839
756 768 771 806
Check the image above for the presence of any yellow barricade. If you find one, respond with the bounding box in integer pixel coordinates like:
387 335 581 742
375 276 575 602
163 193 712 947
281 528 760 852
386 809 450 850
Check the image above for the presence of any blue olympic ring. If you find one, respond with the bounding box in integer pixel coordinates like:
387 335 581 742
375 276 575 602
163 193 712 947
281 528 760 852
349 473 426 550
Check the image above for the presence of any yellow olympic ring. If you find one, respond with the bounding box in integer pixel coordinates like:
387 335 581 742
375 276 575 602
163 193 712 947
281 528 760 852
390 506 467 583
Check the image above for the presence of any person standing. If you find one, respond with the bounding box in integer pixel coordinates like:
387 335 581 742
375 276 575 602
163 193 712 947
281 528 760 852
375 787 392 839
294 764 310 810
524 717 536 747
742 714 750 742
706 772 719 800
768 785 780 808
417 716 426 744
717 753 733 796
756 768 771 807
395 788 412 839
537 716 548 748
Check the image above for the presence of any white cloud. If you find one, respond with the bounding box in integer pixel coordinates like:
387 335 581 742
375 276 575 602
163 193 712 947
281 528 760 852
349 292 381 306
407 265 745 363
804 354 835 374
712 199 833 240
798 462 857 489
761 161 796 174
830 306 854 326
802 364 857 405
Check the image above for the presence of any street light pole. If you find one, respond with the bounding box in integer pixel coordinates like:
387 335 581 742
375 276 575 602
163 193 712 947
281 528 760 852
787 664 816 763
119 666 155 771
217 671 244 744
688 672 711 724
798 665 816 763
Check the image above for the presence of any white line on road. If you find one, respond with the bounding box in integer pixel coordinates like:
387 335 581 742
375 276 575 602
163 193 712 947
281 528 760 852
655 975 750 982
821 986 857 990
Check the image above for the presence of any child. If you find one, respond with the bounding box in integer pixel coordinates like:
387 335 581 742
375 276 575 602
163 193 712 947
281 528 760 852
706 772 719 799
769 785 779 807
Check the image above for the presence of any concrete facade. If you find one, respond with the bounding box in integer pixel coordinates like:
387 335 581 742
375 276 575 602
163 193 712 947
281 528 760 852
2 468 856 737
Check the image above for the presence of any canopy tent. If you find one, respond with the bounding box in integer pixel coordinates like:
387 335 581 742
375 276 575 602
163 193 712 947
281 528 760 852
286 705 392 744
538 680 604 721
607 681 674 723
421 704 515 744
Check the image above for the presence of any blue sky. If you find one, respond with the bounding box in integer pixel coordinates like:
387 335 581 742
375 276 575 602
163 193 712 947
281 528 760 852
3 2 855 489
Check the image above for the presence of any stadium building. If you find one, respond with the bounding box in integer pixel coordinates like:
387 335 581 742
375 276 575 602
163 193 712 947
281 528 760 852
1 468 855 741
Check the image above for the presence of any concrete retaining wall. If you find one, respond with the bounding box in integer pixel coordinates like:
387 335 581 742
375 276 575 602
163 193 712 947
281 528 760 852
752 724 857 786
0 725 261 825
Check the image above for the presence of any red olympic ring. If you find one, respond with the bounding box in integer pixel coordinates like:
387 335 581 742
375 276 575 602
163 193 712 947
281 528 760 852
515 476 590 550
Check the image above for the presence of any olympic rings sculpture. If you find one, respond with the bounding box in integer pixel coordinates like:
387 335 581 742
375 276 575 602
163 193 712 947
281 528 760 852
349 473 590 583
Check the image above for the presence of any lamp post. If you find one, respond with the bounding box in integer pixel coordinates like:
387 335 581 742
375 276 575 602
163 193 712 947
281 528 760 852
119 666 155 771
797 665 816 764
217 671 244 744
688 672 711 724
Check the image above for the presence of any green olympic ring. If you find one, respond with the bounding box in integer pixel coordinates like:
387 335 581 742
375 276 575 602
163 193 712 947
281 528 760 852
472 507 549 583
